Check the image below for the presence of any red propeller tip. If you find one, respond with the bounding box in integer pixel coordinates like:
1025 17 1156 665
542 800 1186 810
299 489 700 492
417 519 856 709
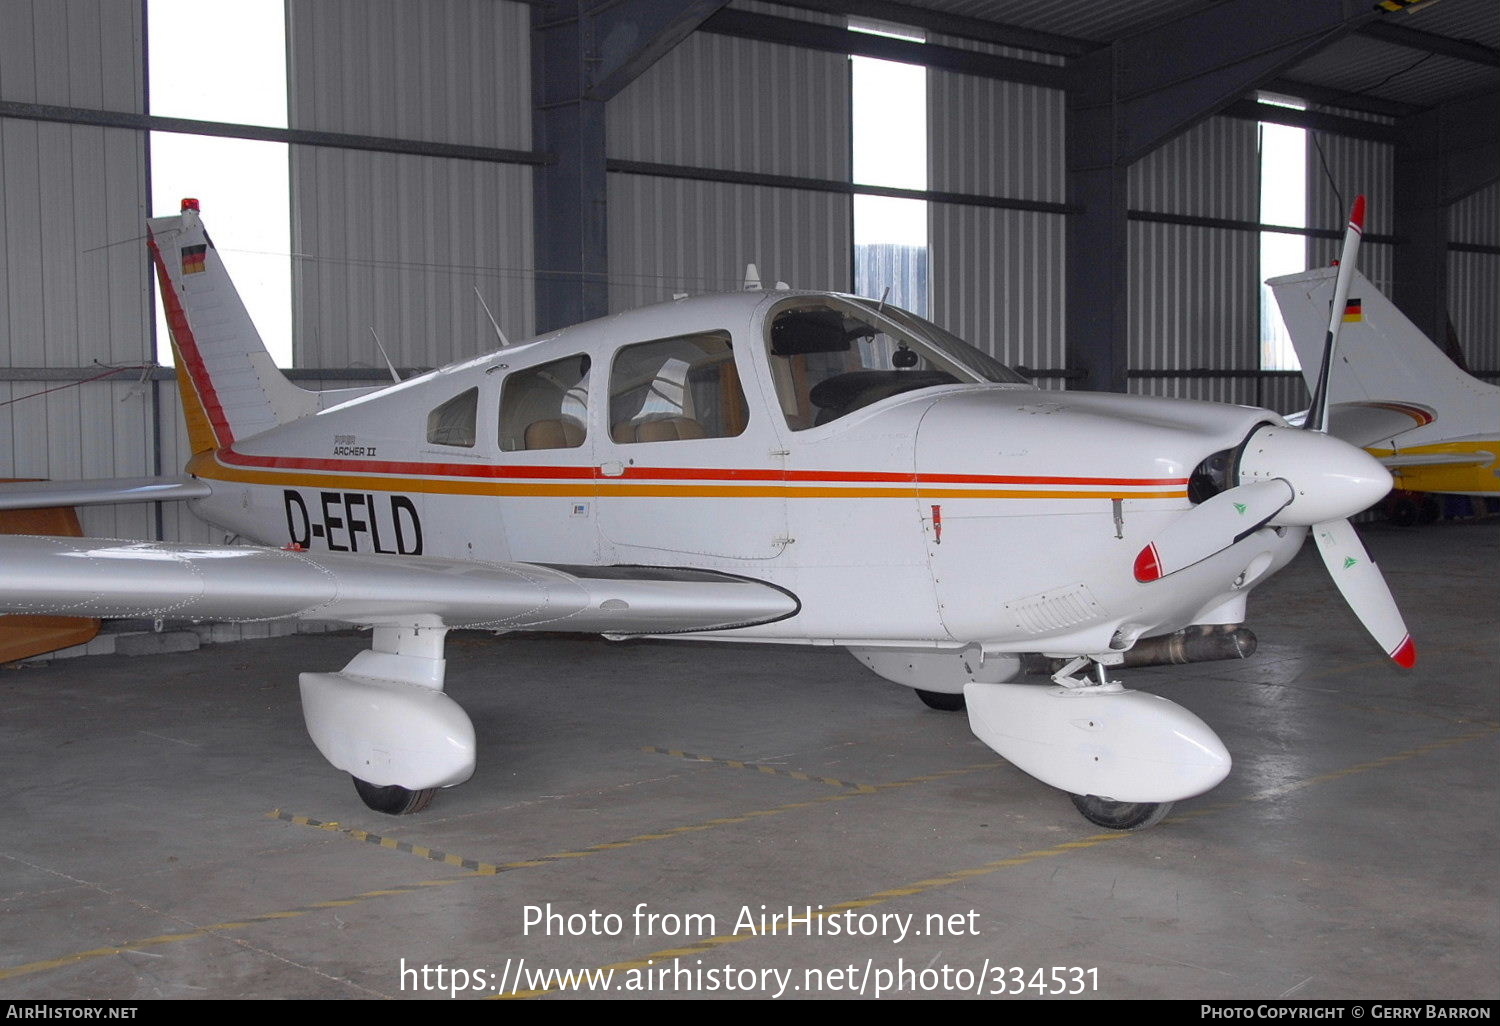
1349 195 1366 234
1134 543 1163 583
1390 635 1416 668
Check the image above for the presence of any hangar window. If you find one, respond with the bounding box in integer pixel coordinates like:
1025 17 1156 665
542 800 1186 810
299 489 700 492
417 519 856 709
149 0 292 368
1258 95 1309 372
852 19 929 317
499 356 592 451
609 334 747 443
427 388 479 447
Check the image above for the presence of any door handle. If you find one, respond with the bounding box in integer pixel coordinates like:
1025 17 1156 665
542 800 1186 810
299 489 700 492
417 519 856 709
599 460 626 478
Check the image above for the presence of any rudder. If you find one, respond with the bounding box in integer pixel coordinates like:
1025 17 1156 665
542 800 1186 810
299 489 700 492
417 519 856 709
148 200 315 454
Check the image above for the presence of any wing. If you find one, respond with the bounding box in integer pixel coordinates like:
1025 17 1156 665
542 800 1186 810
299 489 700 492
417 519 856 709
0 535 798 634
0 476 212 511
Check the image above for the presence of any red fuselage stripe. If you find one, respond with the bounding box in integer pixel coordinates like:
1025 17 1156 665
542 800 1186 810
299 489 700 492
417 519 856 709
215 447 1189 487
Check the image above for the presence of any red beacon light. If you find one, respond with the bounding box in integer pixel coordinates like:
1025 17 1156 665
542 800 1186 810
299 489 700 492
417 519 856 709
181 198 200 212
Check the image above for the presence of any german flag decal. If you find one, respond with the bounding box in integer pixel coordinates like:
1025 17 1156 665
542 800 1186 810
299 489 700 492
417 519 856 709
182 244 208 275
1342 298 1363 323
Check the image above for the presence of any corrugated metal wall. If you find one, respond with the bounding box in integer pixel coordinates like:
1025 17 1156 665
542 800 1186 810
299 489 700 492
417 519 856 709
928 69 1067 380
1305 130 1394 237
606 28 852 309
1126 117 1266 406
286 0 535 366
930 206 1066 373
287 0 530 149
0 0 154 540
1449 182 1500 374
608 29 849 180
607 175 851 311
290 151 534 369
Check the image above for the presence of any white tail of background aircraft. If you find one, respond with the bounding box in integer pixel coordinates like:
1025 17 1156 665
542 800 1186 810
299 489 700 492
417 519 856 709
1269 266 1499 497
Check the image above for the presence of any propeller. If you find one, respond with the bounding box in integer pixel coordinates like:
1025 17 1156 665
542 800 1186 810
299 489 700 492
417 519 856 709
1134 196 1415 668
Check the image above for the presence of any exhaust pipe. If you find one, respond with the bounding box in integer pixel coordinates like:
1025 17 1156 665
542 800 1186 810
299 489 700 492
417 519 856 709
1027 624 1257 675
1122 624 1257 667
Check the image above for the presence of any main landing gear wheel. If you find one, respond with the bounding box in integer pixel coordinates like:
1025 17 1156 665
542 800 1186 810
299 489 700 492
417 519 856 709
1069 793 1173 831
353 776 437 815
916 689 966 712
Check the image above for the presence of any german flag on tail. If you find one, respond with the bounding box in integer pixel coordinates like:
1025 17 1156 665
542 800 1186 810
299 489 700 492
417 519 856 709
1342 298 1363 323
181 244 207 274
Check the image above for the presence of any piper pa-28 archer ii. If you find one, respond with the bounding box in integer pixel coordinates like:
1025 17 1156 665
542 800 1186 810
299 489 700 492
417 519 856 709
0 196 1413 830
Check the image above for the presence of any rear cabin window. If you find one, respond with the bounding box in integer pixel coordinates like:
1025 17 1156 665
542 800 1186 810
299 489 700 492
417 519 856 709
426 387 478 447
609 333 747 444
498 354 591 451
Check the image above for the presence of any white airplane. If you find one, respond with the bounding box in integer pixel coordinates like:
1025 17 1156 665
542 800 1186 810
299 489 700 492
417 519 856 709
1269 258 1500 519
0 198 1413 830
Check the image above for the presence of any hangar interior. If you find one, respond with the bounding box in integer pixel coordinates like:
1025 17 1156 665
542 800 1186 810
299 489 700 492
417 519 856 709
1 0 1497 1002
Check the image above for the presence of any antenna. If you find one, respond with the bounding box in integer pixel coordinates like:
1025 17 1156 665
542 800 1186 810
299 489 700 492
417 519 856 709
877 285 891 313
473 286 511 348
368 327 401 383
743 263 762 291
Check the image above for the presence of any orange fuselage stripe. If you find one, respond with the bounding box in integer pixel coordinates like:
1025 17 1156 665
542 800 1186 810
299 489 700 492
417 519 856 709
188 452 1188 501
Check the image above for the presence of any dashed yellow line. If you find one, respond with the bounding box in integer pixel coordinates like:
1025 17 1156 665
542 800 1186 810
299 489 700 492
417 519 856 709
643 745 966 792
495 830 1140 998
9 724 1494 990
0 875 479 982
497 723 1500 999
273 757 1000 874
0 761 999 983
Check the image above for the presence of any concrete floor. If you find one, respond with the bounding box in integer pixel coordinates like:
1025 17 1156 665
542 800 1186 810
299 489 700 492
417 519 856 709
2 519 1496 1001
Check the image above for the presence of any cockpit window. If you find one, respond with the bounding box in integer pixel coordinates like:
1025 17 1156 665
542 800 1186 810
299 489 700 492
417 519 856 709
766 300 1024 431
851 300 1030 387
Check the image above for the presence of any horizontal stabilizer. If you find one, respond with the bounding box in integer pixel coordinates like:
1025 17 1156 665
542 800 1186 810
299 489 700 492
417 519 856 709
1378 450 1494 469
0 476 212 512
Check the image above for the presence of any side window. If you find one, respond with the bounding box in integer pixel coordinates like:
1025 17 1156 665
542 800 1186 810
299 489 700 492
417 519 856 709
609 332 747 444
426 387 478 447
498 355 591 451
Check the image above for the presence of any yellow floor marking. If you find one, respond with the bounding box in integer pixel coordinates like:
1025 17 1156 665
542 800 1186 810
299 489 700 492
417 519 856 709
0 877 477 983
495 724 1500 999
0 762 998 984
9 725 1493 989
641 745 887 791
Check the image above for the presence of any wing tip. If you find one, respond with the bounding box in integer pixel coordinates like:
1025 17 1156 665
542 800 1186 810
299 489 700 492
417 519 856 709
1133 543 1162 583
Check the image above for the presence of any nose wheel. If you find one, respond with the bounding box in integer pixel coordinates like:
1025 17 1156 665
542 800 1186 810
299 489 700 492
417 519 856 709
1069 792 1173 831
353 776 437 815
915 688 966 711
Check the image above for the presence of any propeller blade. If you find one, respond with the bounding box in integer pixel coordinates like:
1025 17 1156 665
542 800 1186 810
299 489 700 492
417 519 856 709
1134 479 1295 582
1306 195 1365 433
1311 518 1416 668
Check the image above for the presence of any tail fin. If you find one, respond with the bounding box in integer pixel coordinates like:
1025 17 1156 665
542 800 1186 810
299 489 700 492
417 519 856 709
1268 266 1499 443
148 200 315 454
